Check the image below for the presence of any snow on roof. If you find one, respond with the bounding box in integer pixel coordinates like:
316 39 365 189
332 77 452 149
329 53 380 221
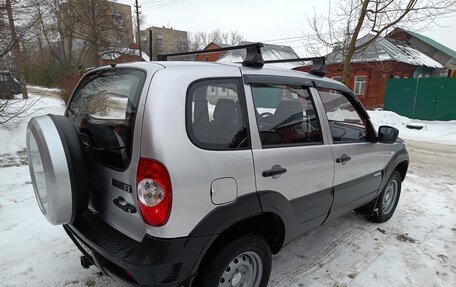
218 42 304 69
398 28 456 60
101 47 148 61
327 34 442 68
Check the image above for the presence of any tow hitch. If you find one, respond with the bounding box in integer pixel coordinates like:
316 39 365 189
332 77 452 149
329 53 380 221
80 255 94 269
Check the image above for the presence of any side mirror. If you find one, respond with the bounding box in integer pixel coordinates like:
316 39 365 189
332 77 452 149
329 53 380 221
378 125 399 143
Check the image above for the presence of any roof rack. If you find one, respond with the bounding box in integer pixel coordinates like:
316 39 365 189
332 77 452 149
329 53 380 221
156 42 265 68
155 41 325 76
264 57 326 77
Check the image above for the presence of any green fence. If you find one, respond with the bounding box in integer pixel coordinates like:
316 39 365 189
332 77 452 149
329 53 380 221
384 77 456 121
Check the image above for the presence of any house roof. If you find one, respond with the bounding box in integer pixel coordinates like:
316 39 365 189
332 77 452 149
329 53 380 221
393 28 456 60
217 42 302 69
326 34 442 68
201 42 231 50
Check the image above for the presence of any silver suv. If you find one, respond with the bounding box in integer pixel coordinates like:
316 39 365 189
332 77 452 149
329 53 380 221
26 44 408 287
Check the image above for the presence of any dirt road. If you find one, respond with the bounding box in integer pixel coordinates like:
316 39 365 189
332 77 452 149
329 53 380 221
406 139 456 179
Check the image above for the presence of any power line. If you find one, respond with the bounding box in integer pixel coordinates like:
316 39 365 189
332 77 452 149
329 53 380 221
141 0 188 10
141 0 177 8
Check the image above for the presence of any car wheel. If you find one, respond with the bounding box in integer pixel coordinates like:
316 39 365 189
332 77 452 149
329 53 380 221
199 235 272 287
370 171 402 223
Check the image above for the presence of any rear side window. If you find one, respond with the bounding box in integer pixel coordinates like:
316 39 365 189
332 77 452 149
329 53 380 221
67 68 146 169
317 88 367 143
186 79 249 150
251 84 323 147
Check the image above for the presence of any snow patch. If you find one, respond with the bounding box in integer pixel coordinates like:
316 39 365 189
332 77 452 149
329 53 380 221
368 110 456 145
0 94 65 154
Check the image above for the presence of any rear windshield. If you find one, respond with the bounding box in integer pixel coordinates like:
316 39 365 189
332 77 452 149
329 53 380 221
67 68 146 169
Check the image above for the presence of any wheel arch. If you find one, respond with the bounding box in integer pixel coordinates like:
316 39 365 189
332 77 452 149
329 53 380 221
395 160 409 181
188 192 289 286
191 212 285 286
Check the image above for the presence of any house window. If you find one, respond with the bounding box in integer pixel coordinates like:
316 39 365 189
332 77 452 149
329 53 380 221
204 56 209 61
354 76 366 96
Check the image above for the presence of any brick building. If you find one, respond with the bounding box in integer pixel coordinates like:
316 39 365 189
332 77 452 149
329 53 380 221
141 26 188 60
195 42 230 62
108 2 134 46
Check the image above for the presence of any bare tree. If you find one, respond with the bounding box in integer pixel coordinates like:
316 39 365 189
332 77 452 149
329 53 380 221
187 31 207 50
307 0 456 84
0 96 42 127
229 31 244 45
69 0 123 66
187 29 245 51
3 0 40 99
208 28 223 44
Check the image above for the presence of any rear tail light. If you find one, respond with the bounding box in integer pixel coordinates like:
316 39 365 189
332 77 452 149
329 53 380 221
137 158 172 227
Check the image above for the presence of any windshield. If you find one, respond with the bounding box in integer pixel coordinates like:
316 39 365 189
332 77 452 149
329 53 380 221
67 68 146 169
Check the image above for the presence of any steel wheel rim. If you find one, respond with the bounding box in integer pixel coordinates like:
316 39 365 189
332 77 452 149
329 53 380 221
382 179 398 214
218 251 263 287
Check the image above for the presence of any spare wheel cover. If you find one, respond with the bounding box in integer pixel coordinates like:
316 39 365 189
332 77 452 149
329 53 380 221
26 114 88 225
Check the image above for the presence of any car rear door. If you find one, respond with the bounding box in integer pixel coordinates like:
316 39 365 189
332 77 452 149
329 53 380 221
243 75 335 237
315 87 385 220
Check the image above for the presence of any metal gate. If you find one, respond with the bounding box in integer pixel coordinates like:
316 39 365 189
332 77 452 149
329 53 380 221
384 78 456 121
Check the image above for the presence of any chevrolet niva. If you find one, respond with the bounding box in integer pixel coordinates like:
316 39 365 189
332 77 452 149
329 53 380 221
26 43 408 287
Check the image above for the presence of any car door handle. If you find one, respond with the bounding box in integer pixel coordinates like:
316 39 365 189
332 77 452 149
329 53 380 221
336 154 351 164
113 196 136 213
263 165 287 177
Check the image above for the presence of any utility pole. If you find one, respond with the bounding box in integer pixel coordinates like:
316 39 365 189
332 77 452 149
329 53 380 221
5 0 28 99
149 28 152 61
134 0 142 60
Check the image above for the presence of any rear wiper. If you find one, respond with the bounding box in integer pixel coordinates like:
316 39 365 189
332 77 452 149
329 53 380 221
78 132 126 151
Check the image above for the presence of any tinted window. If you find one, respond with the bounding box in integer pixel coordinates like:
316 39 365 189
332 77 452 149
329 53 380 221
251 84 323 147
318 88 367 143
187 79 249 150
67 68 146 169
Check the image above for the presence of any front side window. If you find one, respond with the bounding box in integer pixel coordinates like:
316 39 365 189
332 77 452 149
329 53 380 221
187 79 249 150
67 68 146 169
354 76 366 96
318 88 367 143
251 84 323 147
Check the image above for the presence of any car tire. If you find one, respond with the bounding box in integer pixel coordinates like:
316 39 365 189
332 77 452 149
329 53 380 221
26 114 89 225
370 171 402 223
198 235 272 287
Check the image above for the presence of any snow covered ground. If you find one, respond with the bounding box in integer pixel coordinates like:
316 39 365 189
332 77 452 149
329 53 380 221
368 110 456 145
1 94 456 286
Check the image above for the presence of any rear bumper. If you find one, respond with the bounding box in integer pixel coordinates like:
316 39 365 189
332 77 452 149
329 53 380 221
64 211 212 287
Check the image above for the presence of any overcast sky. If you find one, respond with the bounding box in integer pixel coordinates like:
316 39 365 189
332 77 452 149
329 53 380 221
120 0 456 57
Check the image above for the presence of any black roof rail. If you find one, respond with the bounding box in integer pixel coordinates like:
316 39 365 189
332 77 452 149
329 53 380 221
264 56 326 77
156 42 265 68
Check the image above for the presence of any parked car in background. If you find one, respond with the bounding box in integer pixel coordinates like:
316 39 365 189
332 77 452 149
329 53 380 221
0 71 21 99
